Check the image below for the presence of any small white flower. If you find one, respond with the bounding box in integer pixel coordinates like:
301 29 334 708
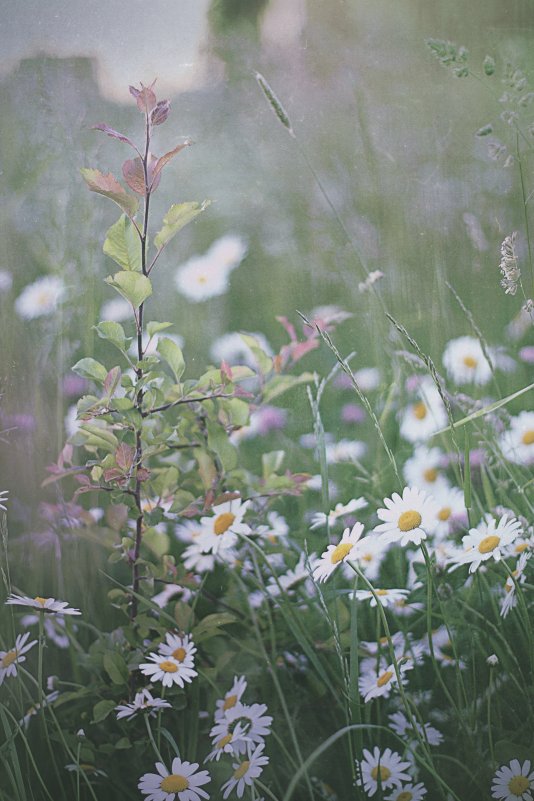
374 486 439 546
310 497 367 530
313 523 364 583
491 759 534 800
175 235 247 303
5 593 81 615
267 552 318 597
487 654 499 666
325 439 366 464
500 412 534 466
139 653 198 688
354 367 380 392
214 676 248 720
151 584 184 609
20 613 70 649
15 276 65 319
353 588 410 608
197 499 251 555
115 689 171 721
500 551 530 619
221 743 269 800
0 632 37 684
343 534 389 582
205 722 250 762
443 335 493 385
182 542 216 574
356 747 412 797
158 633 196 666
388 711 443 746
214 701 273 751
100 297 131 322
403 446 449 492
448 514 523 573
256 512 290 546
359 662 410 703
385 783 427 801
431 484 468 539
0 269 13 293
399 379 448 443
138 757 211 801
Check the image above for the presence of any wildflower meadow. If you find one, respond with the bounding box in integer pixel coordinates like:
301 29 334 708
0 6 533 801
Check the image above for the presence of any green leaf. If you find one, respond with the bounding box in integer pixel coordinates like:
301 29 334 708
92 700 117 724
143 528 170 558
192 612 237 643
194 449 217 490
94 322 128 353
80 168 139 219
105 271 152 309
263 372 315 403
239 334 273 374
103 215 142 271
207 419 237 472
147 321 173 338
157 337 185 381
154 201 210 251
72 357 109 384
262 450 285 479
103 652 129 685
75 424 119 452
174 601 194 631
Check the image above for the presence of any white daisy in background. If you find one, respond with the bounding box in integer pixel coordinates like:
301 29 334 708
175 521 204 544
0 269 13 293
448 514 522 574
138 757 211 801
210 331 272 367
385 782 427 801
14 275 65 319
20 613 70 649
353 588 410 608
175 234 247 303
388 711 443 746
0 490 8 512
130 331 184 359
374 487 439 546
151 584 185 609
0 632 37 684
325 439 367 464
343 534 389 582
197 499 251 555
500 411 534 466
5 594 81 615
158 633 196 668
139 653 198 688
221 743 269 800
491 759 534 800
403 446 449 492
182 542 216 574
267 551 318 598
256 512 290 547
442 335 493 385
115 689 171 720
310 497 368 530
423 626 465 669
500 551 530 619
100 296 131 322
20 690 60 730
354 367 381 392
215 676 248 720
431 485 468 539
356 747 412 798
358 661 410 703
399 379 448 443
205 721 250 762
313 523 365 583
219 702 273 750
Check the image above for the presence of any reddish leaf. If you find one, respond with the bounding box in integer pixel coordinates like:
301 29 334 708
80 168 138 219
92 123 137 152
115 443 135 472
103 467 127 484
151 100 170 126
129 82 157 113
136 467 151 482
104 366 122 397
220 360 233 381
152 141 192 184
276 315 297 341
122 154 161 196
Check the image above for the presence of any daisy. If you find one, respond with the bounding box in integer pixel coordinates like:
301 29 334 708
204 722 250 762
175 235 246 304
0 632 37 684
0 490 8 512
374 486 439 546
500 411 534 466
354 367 381 392
310 497 368 530
424 626 465 669
448 514 522 573
256 512 290 547
431 485 468 539
442 335 493 385
151 584 185 609
500 551 530 619
215 676 248 720
403 446 449 492
388 711 443 746
353 588 410 607
313 523 365 583
217 702 273 750
21 691 60 730
343 534 389 582
358 662 410 703
221 743 269 800
325 439 366 464
0 269 13 293
267 552 318 597
399 379 448 443
115 689 171 720
139 653 198 688
158 633 196 666
5 593 81 615
20 613 70 649
138 757 211 801
385 783 427 801
100 297 131 322
491 759 534 800
197 499 251 555
182 542 216 574
14 275 65 319
356 747 412 797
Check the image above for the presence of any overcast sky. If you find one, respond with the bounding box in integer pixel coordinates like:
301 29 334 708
0 0 212 101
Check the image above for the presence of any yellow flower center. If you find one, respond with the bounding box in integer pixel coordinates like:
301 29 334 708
362 553 373 562
398 793 413 801
478 535 500 554
515 543 528 553
1 650 17 668
214 512 236 535
522 430 534 446
438 506 451 521
370 765 392 782
160 774 189 792
398 510 422 532
423 467 438 482
463 355 478 368
412 402 427 420
508 775 529 795
233 760 250 780
159 660 178 673
330 542 353 564
34 597 48 606
377 670 393 687
223 693 238 711
172 647 187 662
197 275 207 284
217 734 233 749
376 589 389 596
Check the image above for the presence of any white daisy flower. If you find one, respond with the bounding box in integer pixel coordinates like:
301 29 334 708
221 743 269 800
115 689 171 720
325 439 366 464
500 411 534 466
0 632 37 684
197 499 251 555
448 514 522 573
431 485 468 539
388 711 443 746
442 335 493 385
138 757 211 801
313 523 365 583
343 534 389 582
423 626 465 669
356 747 412 797
310 497 368 530
182 542 216 574
175 235 246 304
100 297 131 322
354 367 381 392
139 653 198 688
358 662 410 703
256 512 290 546
20 613 70 649
15 275 65 319
20 691 60 730
267 552 318 597
0 269 13 293
215 676 248 720
491 759 534 800
374 487 439 546
399 379 448 443
403 446 449 492
205 722 250 762
151 584 185 609
216 702 273 752
353 588 410 608
500 551 530 619
158 633 196 666
5 593 81 615
385 783 427 801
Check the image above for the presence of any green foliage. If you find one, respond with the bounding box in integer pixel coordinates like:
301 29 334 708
103 215 142 271
154 201 210 251
105 270 152 309
426 38 469 77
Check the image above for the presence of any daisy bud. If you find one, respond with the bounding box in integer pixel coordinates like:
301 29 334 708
486 654 499 666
